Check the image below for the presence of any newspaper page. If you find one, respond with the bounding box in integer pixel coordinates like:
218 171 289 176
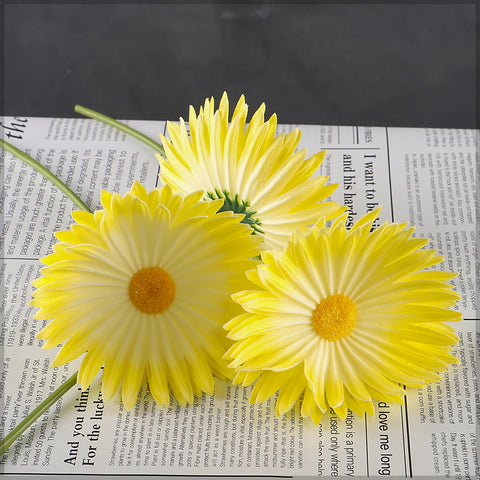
1 117 478 479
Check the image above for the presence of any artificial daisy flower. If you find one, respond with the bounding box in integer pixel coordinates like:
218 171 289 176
31 181 261 409
158 92 344 250
224 208 462 423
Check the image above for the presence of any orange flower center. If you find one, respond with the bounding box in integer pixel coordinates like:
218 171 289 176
128 267 176 314
311 294 357 341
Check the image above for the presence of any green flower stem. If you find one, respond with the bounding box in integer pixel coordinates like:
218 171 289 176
74 105 166 157
0 139 91 213
0 372 78 456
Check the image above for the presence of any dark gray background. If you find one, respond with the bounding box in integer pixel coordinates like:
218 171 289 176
3 2 478 128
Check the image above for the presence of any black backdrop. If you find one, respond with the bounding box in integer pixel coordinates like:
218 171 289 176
4 2 477 128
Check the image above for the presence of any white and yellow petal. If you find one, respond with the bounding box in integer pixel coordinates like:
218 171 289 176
32 181 261 409
158 92 345 249
225 210 461 423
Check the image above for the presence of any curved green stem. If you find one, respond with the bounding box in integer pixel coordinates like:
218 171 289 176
0 139 91 213
0 372 78 456
74 105 166 157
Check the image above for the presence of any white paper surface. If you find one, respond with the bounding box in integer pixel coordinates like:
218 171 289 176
1 117 478 478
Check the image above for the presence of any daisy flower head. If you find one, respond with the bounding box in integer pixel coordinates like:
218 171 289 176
31 181 261 409
224 209 462 424
158 92 345 250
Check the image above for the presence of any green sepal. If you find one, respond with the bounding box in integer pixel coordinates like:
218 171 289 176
206 189 264 235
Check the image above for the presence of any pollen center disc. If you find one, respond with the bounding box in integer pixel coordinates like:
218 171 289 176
128 267 176 314
312 294 357 341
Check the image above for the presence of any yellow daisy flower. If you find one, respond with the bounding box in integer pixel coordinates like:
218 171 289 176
224 209 462 423
158 92 344 250
31 181 261 409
